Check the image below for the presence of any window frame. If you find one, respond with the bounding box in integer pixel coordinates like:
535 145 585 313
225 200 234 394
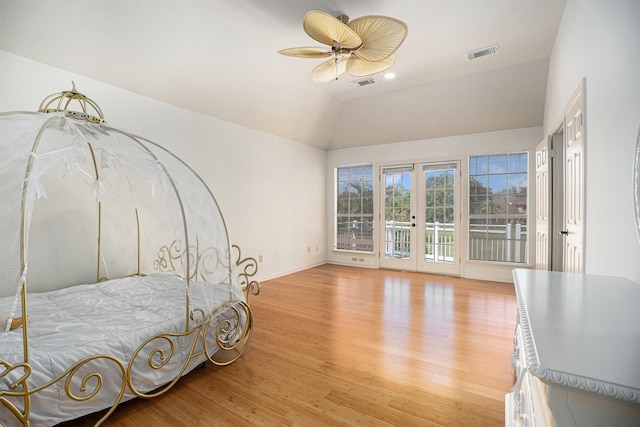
468 152 529 264
334 164 375 253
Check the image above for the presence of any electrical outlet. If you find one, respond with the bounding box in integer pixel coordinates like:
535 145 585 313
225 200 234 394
258 255 263 263
359 258 365 262
352 257 358 262
307 246 311 253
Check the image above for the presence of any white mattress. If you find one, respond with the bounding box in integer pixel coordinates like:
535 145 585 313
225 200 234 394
0 273 245 426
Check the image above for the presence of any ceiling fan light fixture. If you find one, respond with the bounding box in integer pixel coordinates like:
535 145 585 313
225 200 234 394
311 57 348 83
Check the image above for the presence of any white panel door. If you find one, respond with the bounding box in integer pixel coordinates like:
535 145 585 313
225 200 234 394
563 86 585 273
535 137 551 270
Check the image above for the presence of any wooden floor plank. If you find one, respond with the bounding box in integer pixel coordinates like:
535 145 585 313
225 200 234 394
60 264 517 426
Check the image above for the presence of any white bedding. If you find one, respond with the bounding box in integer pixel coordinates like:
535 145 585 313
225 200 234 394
0 273 245 426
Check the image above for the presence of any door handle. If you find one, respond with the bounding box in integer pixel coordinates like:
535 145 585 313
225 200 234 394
559 230 568 235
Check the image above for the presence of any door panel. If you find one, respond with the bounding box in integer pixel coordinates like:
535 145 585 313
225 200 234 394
563 86 585 273
380 166 415 271
535 138 551 270
418 163 460 275
551 133 564 271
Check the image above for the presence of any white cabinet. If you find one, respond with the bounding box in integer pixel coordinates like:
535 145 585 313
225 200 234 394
505 269 640 426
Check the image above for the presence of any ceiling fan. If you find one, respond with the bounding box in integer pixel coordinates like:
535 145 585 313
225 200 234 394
279 10 408 84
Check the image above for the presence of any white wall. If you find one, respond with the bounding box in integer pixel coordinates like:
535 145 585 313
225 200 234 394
326 126 542 283
0 50 327 282
544 0 640 282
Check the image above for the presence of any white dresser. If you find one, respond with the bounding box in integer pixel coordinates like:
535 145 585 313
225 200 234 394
506 269 640 426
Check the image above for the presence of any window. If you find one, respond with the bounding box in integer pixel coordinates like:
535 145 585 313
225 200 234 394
469 153 528 263
335 164 374 252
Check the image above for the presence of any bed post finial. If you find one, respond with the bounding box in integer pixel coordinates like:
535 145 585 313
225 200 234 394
38 82 105 123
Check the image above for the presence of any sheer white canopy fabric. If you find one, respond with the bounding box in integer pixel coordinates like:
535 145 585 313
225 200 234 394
0 111 233 337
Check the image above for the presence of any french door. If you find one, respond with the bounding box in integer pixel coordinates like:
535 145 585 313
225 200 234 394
379 162 460 275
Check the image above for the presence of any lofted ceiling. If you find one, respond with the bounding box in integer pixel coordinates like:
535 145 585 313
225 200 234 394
0 0 566 150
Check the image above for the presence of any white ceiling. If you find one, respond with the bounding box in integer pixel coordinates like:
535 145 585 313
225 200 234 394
0 0 566 150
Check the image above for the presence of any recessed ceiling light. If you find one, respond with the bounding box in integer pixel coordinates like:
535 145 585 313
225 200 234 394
384 72 396 79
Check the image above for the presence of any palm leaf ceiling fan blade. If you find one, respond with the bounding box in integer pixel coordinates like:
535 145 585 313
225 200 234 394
347 15 408 62
311 58 348 84
347 54 396 77
303 10 362 49
278 47 333 58
280 10 408 83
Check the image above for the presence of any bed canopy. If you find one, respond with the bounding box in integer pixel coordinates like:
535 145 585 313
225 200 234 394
0 84 258 426
0 83 238 333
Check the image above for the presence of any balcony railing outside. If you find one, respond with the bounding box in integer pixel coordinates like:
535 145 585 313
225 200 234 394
384 221 454 262
336 219 374 252
338 220 527 264
469 222 527 263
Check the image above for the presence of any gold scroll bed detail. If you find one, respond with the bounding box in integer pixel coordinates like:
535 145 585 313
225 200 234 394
0 244 259 427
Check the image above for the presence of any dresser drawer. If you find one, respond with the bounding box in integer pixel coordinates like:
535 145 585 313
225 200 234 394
506 370 536 427
511 323 526 381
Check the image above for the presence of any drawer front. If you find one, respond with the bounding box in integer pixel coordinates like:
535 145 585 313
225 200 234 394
506 370 535 427
511 323 526 381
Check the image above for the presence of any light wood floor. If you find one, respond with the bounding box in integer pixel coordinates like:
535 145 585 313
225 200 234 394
72 264 517 426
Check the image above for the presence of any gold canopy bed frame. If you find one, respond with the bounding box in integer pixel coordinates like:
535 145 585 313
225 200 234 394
0 85 260 426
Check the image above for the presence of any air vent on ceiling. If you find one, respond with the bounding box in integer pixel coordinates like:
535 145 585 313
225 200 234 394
351 77 377 87
465 44 499 61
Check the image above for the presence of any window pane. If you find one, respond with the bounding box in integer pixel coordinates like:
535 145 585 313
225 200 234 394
445 207 454 223
350 198 361 214
426 207 434 222
475 156 488 174
363 166 373 180
338 182 348 194
446 170 455 187
435 208 444 223
489 154 507 174
488 174 507 193
435 189 445 207
445 189 454 206
508 153 528 173
470 175 488 195
508 173 528 193
338 168 350 182
469 199 484 216
426 188 435 207
335 164 374 252
468 153 528 263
